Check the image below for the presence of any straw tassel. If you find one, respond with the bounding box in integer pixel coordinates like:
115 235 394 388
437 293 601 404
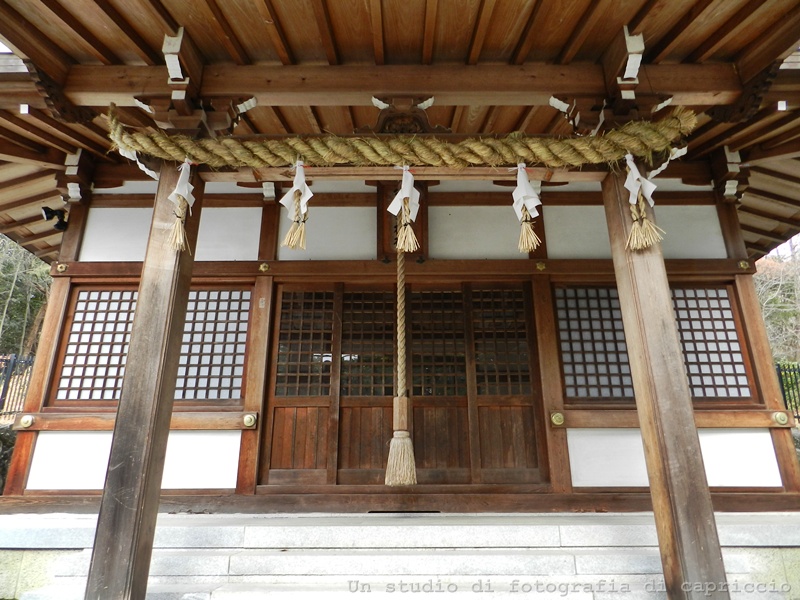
518 205 541 253
168 194 190 252
385 249 417 486
396 197 419 253
282 189 307 249
626 189 664 251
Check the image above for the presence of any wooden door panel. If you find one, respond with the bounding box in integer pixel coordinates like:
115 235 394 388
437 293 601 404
269 405 329 470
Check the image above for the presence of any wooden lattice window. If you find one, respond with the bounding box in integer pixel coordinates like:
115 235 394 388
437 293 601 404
340 291 395 397
53 287 251 404
673 287 752 399
274 290 335 397
554 287 634 401
55 290 136 401
471 288 532 395
176 290 250 400
410 290 467 397
555 284 754 402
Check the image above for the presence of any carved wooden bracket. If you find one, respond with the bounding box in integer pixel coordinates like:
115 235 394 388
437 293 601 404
23 60 96 124
357 97 451 134
707 61 781 123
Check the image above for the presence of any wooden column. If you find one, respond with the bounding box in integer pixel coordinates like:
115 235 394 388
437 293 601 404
602 171 729 599
84 162 203 600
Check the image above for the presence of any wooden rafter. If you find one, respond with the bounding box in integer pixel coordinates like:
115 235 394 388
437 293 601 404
141 0 180 35
736 2 800 83
738 205 800 230
0 138 65 169
32 0 120 65
730 112 800 152
689 108 780 158
740 223 786 243
0 124 48 153
467 0 496 65
745 137 800 165
311 0 339 66
421 0 438 65
685 0 769 63
759 121 800 150
93 0 162 66
369 0 385 66
25 108 111 160
557 0 609 65
0 110 76 154
750 166 800 187
0 189 62 213
0 214 42 234
0 0 73 83
646 0 720 63
203 0 250 65
746 187 800 208
511 0 542 65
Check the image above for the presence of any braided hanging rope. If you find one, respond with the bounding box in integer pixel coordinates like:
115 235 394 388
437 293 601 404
108 105 697 170
385 248 417 486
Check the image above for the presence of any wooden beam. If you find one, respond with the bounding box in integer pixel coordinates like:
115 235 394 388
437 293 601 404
203 0 250 65
740 223 786 244
26 108 111 160
0 139 66 169
84 162 203 600
685 0 769 63
93 0 163 66
745 187 800 208
746 137 800 164
646 0 719 63
369 0 385 66
254 0 293 65
0 109 77 154
467 0 496 65
33 0 120 65
511 0 543 65
602 170 728 599
750 166 800 186
65 63 743 107
421 0 438 65
0 0 72 83
738 205 800 230
311 0 339 65
557 0 608 65
736 2 800 83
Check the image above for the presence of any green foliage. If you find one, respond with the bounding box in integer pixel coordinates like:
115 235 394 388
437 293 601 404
0 426 16 494
0 235 51 354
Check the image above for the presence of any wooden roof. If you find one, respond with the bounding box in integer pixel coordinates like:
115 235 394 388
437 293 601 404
0 0 799 261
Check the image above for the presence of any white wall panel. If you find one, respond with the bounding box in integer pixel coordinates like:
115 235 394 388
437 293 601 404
428 206 525 259
654 205 727 259
543 206 611 259
26 430 241 490
196 207 261 261
568 427 782 488
79 207 153 262
277 206 376 260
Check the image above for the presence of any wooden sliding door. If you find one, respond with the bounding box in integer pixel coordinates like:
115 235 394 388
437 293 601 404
260 281 544 487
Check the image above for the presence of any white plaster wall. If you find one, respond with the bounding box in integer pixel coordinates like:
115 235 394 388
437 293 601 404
428 206 526 259
195 207 261 261
277 206 376 260
654 205 727 259
543 205 611 259
568 428 783 488
79 207 153 262
26 430 241 490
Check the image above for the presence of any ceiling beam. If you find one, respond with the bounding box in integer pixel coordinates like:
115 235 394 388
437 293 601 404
511 0 543 65
0 138 66 169
646 0 719 63
33 0 121 65
254 0 293 65
203 0 250 65
738 205 800 230
421 0 438 65
740 223 785 243
0 214 43 235
685 0 769 63
557 0 609 65
0 0 73 83
745 187 800 208
93 0 162 66
63 63 742 107
0 110 76 154
750 166 800 187
744 137 800 165
311 0 339 66
736 2 800 83
467 0 496 65
369 0 385 66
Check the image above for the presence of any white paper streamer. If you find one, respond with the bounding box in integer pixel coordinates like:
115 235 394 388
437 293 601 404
624 154 657 207
117 145 159 180
387 166 420 221
279 160 314 217
169 159 195 209
648 146 688 179
512 164 542 221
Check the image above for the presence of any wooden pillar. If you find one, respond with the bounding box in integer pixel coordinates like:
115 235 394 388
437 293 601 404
602 170 729 599
84 162 203 600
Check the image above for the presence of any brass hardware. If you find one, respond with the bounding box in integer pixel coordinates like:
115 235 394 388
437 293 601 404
258 263 270 273
56 263 68 273
536 262 546 271
774 411 790 426
19 415 34 428
550 412 565 426
243 413 257 427
738 260 750 270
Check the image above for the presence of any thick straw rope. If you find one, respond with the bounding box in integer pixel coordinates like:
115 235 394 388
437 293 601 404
108 106 697 170
385 249 417 486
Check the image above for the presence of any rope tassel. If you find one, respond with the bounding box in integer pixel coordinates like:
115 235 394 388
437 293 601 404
168 194 190 252
518 205 541 253
626 190 664 251
281 189 307 249
279 160 313 250
385 249 417 486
